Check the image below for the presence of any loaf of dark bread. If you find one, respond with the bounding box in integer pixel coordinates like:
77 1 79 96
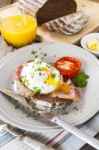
36 0 77 25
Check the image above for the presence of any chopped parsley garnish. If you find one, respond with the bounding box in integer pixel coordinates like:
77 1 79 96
44 53 47 57
15 101 21 109
11 81 14 84
46 64 50 68
35 55 38 58
36 68 41 72
39 72 42 76
31 49 47 60
37 60 42 64
52 74 56 78
63 106 67 110
33 87 41 95
71 72 89 88
21 76 26 82
73 106 79 111
21 76 29 86
33 87 38 90
44 81 46 84
35 89 41 95
63 111 68 114
14 101 39 118
31 50 37 55
24 79 29 86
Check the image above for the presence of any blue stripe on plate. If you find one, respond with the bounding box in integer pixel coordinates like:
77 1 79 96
0 132 14 148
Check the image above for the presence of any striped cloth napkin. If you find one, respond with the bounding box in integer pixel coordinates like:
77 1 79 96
0 113 98 150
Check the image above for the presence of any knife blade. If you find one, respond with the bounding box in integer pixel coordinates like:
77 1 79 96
0 88 99 150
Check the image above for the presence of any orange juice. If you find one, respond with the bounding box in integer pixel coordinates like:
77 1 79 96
0 15 37 47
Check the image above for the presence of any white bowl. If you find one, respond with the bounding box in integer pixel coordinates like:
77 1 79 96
81 33 99 57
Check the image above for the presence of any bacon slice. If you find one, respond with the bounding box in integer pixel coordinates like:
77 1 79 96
50 87 80 102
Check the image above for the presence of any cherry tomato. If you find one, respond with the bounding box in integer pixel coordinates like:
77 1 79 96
54 57 81 78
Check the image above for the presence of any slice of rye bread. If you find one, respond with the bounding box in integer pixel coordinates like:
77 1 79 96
36 0 77 25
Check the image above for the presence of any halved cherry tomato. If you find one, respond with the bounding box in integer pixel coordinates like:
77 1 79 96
54 57 81 78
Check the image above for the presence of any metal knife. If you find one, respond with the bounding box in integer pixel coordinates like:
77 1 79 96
0 89 99 150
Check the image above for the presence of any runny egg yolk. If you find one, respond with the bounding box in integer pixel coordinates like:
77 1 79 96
60 82 70 93
45 77 70 93
42 67 61 90
45 77 60 88
42 66 70 93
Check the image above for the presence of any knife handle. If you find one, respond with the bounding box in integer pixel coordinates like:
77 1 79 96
52 116 99 150
22 136 55 150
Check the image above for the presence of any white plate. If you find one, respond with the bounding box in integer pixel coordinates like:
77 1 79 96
0 42 99 132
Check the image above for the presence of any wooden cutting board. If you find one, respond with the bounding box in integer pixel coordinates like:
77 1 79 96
0 0 99 44
37 0 99 44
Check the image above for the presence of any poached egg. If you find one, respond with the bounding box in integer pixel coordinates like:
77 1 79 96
20 59 61 94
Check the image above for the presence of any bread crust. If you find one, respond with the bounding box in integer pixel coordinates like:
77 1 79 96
37 0 77 25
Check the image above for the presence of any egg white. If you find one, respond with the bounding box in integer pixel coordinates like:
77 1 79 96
20 59 61 94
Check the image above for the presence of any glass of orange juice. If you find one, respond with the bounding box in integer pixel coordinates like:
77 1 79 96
0 15 37 47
